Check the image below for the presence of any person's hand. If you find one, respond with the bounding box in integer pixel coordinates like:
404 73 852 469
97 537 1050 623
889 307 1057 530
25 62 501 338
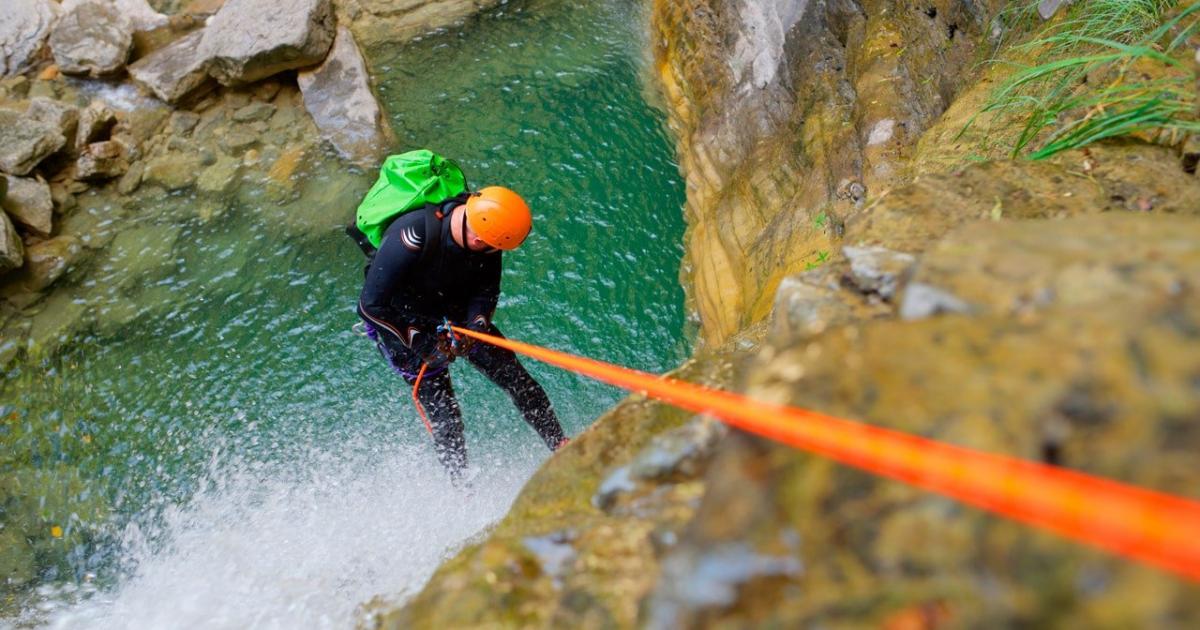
424 339 455 369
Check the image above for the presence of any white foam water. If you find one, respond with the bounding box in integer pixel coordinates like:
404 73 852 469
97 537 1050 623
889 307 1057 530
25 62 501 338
37 442 541 630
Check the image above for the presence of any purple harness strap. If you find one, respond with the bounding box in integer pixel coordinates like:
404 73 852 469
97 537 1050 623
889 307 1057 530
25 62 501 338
361 320 451 380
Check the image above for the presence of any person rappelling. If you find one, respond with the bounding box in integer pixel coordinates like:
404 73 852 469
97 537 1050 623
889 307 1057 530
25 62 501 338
348 150 568 483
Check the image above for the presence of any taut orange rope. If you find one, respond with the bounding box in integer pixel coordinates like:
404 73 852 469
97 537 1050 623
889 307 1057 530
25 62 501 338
411 362 433 435
453 325 1200 582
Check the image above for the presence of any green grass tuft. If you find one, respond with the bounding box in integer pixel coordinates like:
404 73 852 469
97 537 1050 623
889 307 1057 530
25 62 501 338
966 0 1200 159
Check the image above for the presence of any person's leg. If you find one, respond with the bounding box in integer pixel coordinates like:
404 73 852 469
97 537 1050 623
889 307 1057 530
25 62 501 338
409 368 468 481
466 325 567 450
373 334 469 481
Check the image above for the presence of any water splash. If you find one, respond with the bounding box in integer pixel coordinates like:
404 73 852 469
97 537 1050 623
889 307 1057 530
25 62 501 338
38 441 540 630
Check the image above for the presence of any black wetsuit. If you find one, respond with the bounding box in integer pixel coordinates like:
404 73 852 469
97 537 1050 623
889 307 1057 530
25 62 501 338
356 197 565 478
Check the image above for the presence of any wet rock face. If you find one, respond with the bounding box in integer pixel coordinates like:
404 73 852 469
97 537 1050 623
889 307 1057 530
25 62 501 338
710 256 1200 626
297 26 392 167
594 416 727 512
48 0 136 77
200 0 336 86
0 0 61 77
653 0 1004 346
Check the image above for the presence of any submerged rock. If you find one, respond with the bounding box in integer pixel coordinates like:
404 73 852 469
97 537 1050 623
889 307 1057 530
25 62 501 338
200 0 335 86
0 0 61 77
25 289 88 355
297 25 392 167
142 152 203 190
196 154 242 195
21 235 82 291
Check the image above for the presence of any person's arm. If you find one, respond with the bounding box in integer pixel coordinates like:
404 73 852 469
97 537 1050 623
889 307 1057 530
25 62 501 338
357 217 440 355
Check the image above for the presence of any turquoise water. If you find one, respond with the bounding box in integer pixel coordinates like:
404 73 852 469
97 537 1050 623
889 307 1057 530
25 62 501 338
1 0 687 625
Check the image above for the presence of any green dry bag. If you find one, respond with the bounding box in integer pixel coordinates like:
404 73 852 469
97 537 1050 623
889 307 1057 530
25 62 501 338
355 150 467 249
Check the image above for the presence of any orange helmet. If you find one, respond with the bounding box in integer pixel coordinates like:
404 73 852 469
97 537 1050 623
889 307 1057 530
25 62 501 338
465 186 532 250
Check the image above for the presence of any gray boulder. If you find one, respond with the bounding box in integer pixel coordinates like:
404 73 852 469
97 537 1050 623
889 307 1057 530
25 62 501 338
0 210 24 273
1 174 54 237
26 98 80 145
297 25 392 167
76 101 117 151
200 0 335 86
232 102 275 122
0 109 66 176
842 245 916 301
128 30 215 105
76 141 127 180
109 0 169 32
1 0 61 77
49 0 135 77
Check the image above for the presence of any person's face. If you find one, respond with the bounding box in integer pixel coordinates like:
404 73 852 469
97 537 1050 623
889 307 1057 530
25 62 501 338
464 220 498 253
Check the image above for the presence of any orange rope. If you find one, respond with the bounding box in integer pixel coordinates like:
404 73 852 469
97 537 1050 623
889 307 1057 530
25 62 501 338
411 362 433 435
452 325 1200 582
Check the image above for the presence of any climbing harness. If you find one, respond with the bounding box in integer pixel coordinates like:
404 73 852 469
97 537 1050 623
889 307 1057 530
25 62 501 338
436 318 462 354
450 324 1200 583
409 321 465 436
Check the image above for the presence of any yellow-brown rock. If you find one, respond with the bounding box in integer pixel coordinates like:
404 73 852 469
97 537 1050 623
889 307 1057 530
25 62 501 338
652 0 1005 346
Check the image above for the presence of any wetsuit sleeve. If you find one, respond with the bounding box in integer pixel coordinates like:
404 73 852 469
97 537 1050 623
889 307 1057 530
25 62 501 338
357 218 438 348
465 254 502 331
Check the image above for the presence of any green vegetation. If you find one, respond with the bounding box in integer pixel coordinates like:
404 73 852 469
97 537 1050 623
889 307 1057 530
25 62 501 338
805 250 830 271
967 0 1200 159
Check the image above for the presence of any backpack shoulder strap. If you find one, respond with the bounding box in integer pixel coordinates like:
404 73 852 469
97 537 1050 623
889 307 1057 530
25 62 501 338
419 204 445 266
346 222 376 257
